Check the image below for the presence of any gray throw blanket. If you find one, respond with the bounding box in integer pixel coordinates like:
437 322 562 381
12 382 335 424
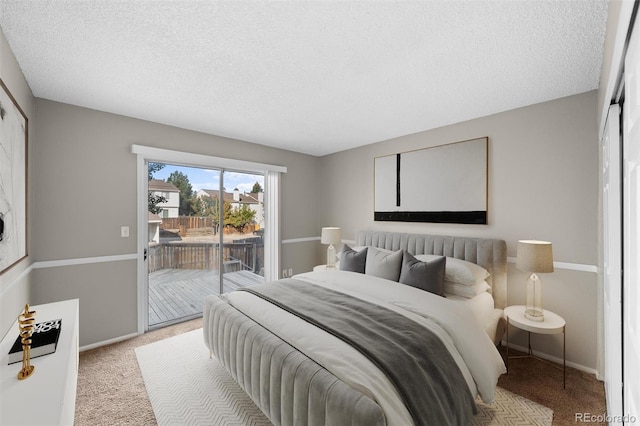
239 278 476 426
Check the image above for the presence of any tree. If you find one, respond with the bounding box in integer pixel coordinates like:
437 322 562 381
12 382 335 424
251 182 263 193
191 196 206 217
148 162 166 214
206 199 233 234
167 171 195 216
193 195 218 218
148 162 165 180
226 204 256 233
219 200 232 232
148 192 166 215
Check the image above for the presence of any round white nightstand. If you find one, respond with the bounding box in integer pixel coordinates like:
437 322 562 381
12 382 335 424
504 305 566 388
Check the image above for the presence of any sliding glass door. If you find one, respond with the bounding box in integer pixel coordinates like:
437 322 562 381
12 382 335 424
133 144 286 333
146 162 265 329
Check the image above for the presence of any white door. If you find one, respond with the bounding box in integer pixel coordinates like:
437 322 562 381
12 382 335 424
623 19 640 422
603 104 623 423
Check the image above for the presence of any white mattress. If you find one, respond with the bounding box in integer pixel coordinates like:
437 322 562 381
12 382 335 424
446 291 503 342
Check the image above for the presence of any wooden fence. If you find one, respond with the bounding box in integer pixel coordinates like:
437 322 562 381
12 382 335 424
161 217 213 230
148 239 263 274
161 216 257 236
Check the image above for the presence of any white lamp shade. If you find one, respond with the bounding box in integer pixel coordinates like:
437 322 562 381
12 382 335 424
516 240 554 273
321 227 342 245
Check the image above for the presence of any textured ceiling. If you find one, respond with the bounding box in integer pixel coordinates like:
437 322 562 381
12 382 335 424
0 1 608 156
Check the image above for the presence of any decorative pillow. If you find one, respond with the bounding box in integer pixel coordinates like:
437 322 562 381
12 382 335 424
337 246 362 260
444 280 490 298
337 246 392 258
339 244 368 273
414 254 490 285
365 247 403 281
399 251 446 296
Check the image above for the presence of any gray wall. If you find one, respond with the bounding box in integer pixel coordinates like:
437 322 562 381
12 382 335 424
0 28 34 338
0 20 606 372
318 91 600 371
31 99 320 346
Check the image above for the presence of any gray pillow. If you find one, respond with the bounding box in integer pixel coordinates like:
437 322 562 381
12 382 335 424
399 251 446 296
365 247 403 281
339 244 367 273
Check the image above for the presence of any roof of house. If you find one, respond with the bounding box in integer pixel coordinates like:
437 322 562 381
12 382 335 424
198 189 261 205
149 179 180 192
239 192 260 204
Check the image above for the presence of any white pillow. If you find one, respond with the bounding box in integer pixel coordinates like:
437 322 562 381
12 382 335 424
414 254 490 285
444 280 490 298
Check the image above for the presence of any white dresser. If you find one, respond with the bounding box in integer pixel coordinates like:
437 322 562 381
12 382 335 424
0 299 79 425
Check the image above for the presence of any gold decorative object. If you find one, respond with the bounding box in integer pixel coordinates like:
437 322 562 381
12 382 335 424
17 304 36 380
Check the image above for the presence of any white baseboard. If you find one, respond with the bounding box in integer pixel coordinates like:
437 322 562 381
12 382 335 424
80 332 139 352
502 341 599 377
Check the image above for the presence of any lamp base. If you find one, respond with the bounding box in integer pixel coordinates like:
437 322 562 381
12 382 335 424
326 244 337 269
525 308 544 322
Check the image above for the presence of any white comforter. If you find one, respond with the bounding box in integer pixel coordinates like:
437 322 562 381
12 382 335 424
226 270 506 426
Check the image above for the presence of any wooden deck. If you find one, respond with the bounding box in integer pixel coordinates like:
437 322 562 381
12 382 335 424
148 268 265 328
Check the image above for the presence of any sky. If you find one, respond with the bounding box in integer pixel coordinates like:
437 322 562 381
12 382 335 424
150 163 265 194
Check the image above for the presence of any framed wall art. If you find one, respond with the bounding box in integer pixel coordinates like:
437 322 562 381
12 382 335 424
0 78 28 273
374 137 488 224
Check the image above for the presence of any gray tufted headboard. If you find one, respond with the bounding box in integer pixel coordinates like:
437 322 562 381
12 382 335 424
356 230 507 309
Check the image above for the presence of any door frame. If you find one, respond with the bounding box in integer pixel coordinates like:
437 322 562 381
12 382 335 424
132 145 286 334
602 103 623 420
622 15 640 420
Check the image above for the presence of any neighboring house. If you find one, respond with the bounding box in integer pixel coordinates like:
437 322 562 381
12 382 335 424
195 188 235 203
196 188 265 229
149 180 180 218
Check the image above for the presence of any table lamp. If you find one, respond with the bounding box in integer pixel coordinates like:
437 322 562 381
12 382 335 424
516 240 554 321
321 227 341 269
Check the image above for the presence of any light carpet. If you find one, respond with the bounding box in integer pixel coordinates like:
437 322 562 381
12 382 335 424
135 328 553 426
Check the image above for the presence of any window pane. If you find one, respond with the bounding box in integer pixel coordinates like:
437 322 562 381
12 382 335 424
147 162 265 329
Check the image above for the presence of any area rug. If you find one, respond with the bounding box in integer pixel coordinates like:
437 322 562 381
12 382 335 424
136 329 553 426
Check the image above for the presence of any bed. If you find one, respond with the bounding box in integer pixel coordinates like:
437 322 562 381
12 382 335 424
203 230 508 426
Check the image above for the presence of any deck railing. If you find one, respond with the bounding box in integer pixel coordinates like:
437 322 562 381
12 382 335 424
148 239 263 274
